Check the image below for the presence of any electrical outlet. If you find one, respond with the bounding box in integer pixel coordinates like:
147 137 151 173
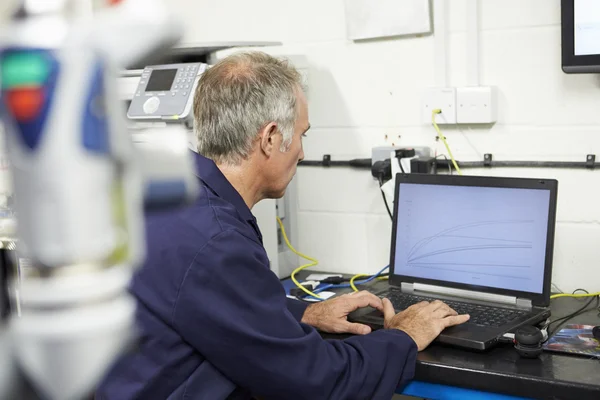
372 146 400 165
371 146 433 180
422 87 456 124
456 86 498 124
372 146 433 164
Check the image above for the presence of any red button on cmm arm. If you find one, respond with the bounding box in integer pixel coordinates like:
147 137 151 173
5 87 45 122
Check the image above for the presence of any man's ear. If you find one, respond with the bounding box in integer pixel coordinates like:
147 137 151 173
259 122 279 158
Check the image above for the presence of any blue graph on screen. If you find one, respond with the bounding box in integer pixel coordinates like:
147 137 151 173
406 220 533 279
393 183 550 294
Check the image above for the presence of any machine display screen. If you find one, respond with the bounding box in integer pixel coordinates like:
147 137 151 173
574 0 600 56
146 69 177 92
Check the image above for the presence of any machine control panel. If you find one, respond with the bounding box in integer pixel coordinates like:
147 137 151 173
127 62 207 121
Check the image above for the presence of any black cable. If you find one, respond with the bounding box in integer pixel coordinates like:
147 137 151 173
458 160 600 169
378 175 393 220
299 157 372 169
546 290 599 338
300 156 600 171
546 289 588 330
398 161 406 174
320 276 346 284
435 154 452 175
547 297 597 338
572 288 590 294
381 190 393 220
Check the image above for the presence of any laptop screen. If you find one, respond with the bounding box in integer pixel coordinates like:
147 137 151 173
393 182 551 294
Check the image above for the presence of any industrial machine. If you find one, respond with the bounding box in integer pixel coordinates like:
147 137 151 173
0 0 302 398
127 62 208 124
0 0 198 399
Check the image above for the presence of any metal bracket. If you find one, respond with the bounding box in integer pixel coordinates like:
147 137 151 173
586 154 595 169
483 153 493 167
322 154 331 167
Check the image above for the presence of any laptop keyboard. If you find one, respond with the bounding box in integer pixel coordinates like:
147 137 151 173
382 288 528 327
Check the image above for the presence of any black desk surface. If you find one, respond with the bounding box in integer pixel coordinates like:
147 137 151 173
307 277 600 400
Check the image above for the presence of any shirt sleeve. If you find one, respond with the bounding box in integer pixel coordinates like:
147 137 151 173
285 297 308 322
172 229 417 400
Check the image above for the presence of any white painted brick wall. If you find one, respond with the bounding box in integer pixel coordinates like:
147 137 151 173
173 0 600 292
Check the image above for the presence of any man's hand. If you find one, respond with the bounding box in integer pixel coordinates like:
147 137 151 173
301 291 383 335
383 298 470 351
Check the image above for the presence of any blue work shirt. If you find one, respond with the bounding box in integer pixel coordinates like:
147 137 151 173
97 152 417 400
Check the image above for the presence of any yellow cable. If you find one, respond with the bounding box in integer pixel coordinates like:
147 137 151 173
349 274 388 292
432 109 462 175
277 218 388 298
276 217 321 299
349 274 367 292
550 292 600 300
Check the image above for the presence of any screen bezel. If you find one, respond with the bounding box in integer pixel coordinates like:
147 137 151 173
388 173 558 308
561 0 600 73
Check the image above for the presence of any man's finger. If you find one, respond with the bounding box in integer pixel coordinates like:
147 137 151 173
405 300 429 312
352 290 375 299
341 322 372 335
426 300 448 311
432 306 457 319
351 291 385 311
442 314 471 328
382 298 396 323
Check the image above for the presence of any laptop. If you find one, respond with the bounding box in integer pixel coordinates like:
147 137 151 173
350 173 557 350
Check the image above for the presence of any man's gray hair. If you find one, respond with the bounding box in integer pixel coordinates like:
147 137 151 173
193 51 304 165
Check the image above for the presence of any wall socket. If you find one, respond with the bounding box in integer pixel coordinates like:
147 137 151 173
422 86 498 125
456 86 498 124
422 87 456 124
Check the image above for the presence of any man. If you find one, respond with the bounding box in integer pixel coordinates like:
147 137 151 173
97 51 469 399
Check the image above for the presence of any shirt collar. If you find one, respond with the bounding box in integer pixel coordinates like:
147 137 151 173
193 152 262 239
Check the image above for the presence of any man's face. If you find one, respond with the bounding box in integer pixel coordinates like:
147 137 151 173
265 89 309 198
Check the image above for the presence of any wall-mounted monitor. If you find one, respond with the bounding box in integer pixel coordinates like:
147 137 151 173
562 0 600 73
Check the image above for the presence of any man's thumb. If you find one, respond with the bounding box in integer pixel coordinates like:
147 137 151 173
344 322 372 335
382 298 396 327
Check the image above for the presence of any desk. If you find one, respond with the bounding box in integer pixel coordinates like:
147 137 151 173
288 275 600 400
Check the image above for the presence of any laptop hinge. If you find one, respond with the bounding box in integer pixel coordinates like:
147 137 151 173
401 282 415 293
406 283 531 309
516 297 533 309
